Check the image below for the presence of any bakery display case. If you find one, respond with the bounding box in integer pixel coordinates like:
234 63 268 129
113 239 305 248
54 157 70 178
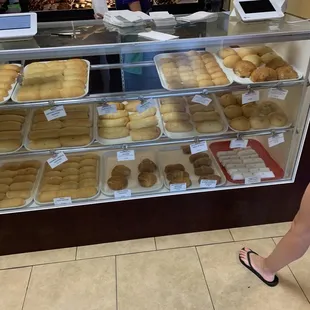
0 12 309 214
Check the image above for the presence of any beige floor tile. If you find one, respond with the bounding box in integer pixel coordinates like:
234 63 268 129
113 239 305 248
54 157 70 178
0 267 31 310
77 238 155 260
23 257 116 310
117 247 213 310
156 229 233 250
230 222 291 241
274 237 310 301
197 238 309 310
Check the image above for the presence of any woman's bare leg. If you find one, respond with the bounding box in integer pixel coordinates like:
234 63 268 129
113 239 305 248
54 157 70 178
240 183 310 282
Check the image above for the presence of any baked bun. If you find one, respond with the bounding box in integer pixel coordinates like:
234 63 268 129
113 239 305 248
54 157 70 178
268 112 288 127
107 176 128 190
194 166 214 176
164 164 185 174
219 48 236 59
230 116 251 131
250 67 277 82
166 170 189 181
234 60 256 78
195 120 223 133
261 52 278 64
276 65 298 80
259 101 279 115
266 57 287 70
189 153 209 164
242 55 261 67
236 48 255 59
193 157 212 168
138 172 157 188
223 55 241 68
111 165 131 177
213 77 230 86
138 159 157 173
254 46 273 56
220 94 237 107
224 105 243 119
242 103 260 118
249 116 270 129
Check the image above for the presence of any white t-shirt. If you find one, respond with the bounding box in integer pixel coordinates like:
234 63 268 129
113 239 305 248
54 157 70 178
93 0 109 15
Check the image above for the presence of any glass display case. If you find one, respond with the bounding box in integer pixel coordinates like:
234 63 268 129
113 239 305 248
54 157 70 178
0 12 309 214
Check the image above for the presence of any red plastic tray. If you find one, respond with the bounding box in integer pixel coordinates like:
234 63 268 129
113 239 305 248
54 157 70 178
209 139 284 184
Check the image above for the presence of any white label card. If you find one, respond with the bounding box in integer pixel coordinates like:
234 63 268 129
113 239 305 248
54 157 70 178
200 179 217 188
114 189 132 199
54 197 72 206
230 139 249 149
190 141 208 154
268 133 285 148
170 183 187 192
136 99 155 113
242 91 259 104
44 106 67 121
47 152 68 169
192 95 212 106
268 88 288 100
117 150 135 161
245 175 261 185
97 105 117 115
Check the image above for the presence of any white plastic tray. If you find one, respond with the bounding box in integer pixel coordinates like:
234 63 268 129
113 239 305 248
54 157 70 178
102 150 164 196
0 157 43 210
160 95 229 139
95 99 164 145
158 147 226 190
11 60 90 103
0 63 22 105
34 153 101 206
154 52 233 91
215 52 303 85
23 105 95 151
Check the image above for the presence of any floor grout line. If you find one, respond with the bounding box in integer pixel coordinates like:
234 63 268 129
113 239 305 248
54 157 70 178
21 266 33 310
115 256 119 310
154 237 157 250
228 229 235 241
75 247 78 260
195 247 216 310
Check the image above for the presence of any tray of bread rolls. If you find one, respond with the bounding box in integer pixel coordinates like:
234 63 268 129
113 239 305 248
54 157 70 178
0 109 29 155
35 153 100 205
24 104 94 151
0 159 43 210
159 96 228 139
102 149 164 196
0 64 22 104
158 146 226 190
154 51 233 91
216 45 302 85
209 140 284 184
11 59 90 103
215 92 291 132
95 99 164 145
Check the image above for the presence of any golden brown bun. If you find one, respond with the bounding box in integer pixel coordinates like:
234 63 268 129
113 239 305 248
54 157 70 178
242 55 261 67
165 121 193 132
111 165 131 177
160 104 186 114
129 108 156 121
195 120 223 133
0 64 20 72
234 60 256 78
29 130 60 140
276 65 298 80
107 176 128 190
99 127 129 139
236 48 256 59
31 121 62 131
62 119 91 128
219 48 237 59
0 198 25 209
138 159 157 173
130 127 161 141
127 116 158 130
230 117 251 131
138 172 157 188
192 111 219 122
259 101 279 115
242 103 260 118
164 164 185 174
198 80 214 87
213 77 230 86
60 87 85 98
224 105 243 119
249 116 270 129
220 94 237 107
189 104 214 114
253 46 273 56
29 139 61 150
60 135 91 147
266 57 287 70
250 67 277 82
98 117 129 128
268 112 288 127
261 52 278 64
162 112 190 122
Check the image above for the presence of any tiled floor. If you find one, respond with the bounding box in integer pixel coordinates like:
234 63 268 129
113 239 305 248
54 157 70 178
2 221 310 310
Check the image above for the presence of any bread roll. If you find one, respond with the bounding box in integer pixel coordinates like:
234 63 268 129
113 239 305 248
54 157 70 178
254 45 273 56
79 172 96 180
31 121 62 131
0 140 21 152
79 178 97 188
165 121 193 132
6 190 31 199
130 127 161 141
0 184 9 193
59 127 90 137
52 162 80 171
211 71 226 79
41 184 60 192
242 103 260 118
125 100 141 112
268 112 288 127
80 159 97 167
223 55 241 68
198 80 215 87
61 168 79 176
213 77 230 86
98 117 129 128
29 130 60 140
59 182 79 190
0 64 20 72
249 116 270 129
220 94 237 107
61 119 91 128
127 116 158 130
0 109 26 116
39 88 60 100
0 170 17 178
99 127 129 139
236 47 255 58
160 104 185 114
162 112 190 122
250 67 277 82
0 178 13 185
0 198 25 209
266 57 287 70
276 66 298 80
129 108 157 121
224 105 243 119
1 163 20 170
219 48 236 59
62 81 85 89
37 191 58 203
0 82 11 89
189 104 214 114
195 120 223 133
100 110 128 120
230 117 251 131
16 168 37 176
0 115 24 123
0 75 14 84
80 166 96 174
234 60 256 78
261 52 278 64
60 87 85 98
20 160 41 169
10 182 33 191
192 111 220 122
60 135 91 147
0 121 21 131
63 175 79 182
29 138 61 149
13 175 36 183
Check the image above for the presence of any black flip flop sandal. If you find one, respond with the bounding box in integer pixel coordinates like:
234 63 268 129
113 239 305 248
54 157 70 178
239 247 279 287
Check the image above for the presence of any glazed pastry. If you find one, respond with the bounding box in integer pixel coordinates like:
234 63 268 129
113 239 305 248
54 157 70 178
138 172 157 188
234 61 256 78
166 170 189 181
138 159 157 173
193 157 212 168
164 164 185 173
194 166 214 176
220 94 237 107
224 105 243 119
249 116 270 129
250 67 277 82
189 152 209 164
276 65 298 80
170 176 192 188
223 55 241 68
268 112 288 127
111 165 131 177
107 176 128 190
181 145 191 154
199 174 221 184
230 117 251 131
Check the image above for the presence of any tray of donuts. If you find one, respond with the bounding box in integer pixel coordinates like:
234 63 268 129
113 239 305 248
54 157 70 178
216 45 302 84
95 99 163 145
158 146 226 190
215 92 291 132
0 109 29 155
0 159 43 210
159 96 228 139
24 104 94 151
102 150 164 196
154 51 233 91
11 59 90 103
34 153 100 205
0 63 22 104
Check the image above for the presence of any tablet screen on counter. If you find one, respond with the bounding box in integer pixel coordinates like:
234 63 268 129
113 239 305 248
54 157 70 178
240 0 276 14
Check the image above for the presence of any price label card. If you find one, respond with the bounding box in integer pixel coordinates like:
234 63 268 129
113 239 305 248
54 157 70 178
190 141 208 154
230 139 248 149
170 183 187 192
242 91 259 104
137 99 155 113
117 150 135 162
114 189 132 199
47 152 68 169
200 179 217 188
268 88 288 100
268 133 285 148
54 197 72 206
97 105 117 116
245 175 261 185
44 105 67 121
192 95 212 106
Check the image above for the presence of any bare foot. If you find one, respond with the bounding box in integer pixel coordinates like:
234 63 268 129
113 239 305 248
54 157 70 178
239 247 275 282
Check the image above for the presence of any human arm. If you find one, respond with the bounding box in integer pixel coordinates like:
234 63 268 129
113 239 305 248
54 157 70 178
128 0 142 11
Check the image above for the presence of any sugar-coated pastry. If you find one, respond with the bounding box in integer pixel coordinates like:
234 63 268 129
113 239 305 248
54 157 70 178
230 116 251 131
223 55 241 68
276 65 298 80
268 112 288 127
99 127 129 139
219 48 237 59
108 176 128 190
138 172 157 188
250 67 277 82
234 60 256 78
195 120 223 133
249 116 270 129
130 127 161 141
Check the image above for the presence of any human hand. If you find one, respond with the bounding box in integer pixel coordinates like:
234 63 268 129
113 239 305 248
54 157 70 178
94 13 104 19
